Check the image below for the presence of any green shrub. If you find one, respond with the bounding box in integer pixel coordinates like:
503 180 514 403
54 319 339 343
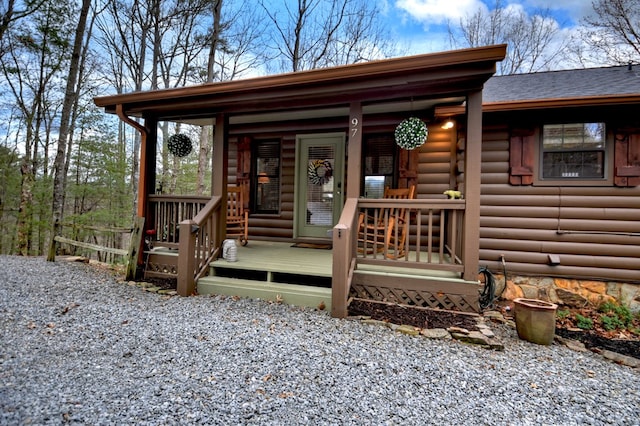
556 309 570 319
601 315 625 331
598 302 633 327
575 314 593 330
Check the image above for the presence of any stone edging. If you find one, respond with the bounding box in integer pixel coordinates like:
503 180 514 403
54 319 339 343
350 315 505 351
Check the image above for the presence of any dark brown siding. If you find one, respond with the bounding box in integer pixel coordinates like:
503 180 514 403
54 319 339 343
417 126 455 196
479 124 640 283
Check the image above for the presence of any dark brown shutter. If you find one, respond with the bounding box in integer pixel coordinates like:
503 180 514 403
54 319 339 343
398 148 418 189
509 128 535 185
237 137 252 209
614 132 640 187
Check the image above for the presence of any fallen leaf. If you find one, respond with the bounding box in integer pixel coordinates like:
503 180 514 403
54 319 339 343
60 302 79 315
278 391 294 398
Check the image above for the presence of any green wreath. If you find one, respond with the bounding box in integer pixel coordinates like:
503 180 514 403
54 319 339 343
395 117 428 150
168 134 193 157
308 159 333 185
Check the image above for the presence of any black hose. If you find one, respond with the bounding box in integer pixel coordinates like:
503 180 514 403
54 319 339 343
478 266 496 310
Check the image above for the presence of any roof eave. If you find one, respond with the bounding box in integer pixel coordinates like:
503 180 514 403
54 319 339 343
436 94 640 117
94 44 507 113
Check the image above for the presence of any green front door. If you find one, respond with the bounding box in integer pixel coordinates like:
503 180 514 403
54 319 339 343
294 133 345 240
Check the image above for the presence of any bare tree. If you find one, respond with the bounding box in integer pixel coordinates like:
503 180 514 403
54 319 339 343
448 0 566 74
580 0 640 65
260 0 394 72
193 0 268 195
95 0 156 217
47 0 92 261
0 0 45 58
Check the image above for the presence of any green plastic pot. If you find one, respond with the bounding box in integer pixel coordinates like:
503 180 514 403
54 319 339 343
513 298 558 345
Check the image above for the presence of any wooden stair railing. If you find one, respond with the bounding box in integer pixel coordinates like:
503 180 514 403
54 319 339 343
177 195 223 296
332 198 359 318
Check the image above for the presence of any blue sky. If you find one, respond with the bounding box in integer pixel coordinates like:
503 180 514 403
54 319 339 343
384 0 593 54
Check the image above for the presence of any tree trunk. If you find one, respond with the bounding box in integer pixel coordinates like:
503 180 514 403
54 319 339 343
47 0 91 261
16 160 34 256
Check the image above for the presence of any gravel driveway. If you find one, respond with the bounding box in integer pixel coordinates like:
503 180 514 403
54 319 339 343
1 256 638 425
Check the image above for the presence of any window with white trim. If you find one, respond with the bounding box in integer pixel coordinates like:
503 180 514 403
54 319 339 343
541 123 606 180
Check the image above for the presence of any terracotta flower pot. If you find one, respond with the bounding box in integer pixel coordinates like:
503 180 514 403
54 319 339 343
513 298 558 345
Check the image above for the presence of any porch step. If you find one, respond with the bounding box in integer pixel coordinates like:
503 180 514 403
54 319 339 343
197 276 332 311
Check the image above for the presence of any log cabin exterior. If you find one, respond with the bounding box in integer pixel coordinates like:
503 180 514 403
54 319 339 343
437 65 640 287
94 46 640 317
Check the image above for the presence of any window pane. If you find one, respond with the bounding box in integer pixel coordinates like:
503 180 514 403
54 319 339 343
364 176 385 198
254 141 280 213
363 134 395 197
541 123 606 180
583 123 605 148
542 124 564 150
542 151 605 179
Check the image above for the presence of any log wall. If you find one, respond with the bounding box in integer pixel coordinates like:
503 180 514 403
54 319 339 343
478 124 640 283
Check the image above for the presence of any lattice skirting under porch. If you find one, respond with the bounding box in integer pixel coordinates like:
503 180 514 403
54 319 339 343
350 274 480 313
144 252 179 279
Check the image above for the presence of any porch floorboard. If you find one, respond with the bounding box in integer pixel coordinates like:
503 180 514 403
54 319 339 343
209 240 333 277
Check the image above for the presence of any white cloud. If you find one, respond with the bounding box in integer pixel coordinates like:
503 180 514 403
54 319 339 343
395 0 488 25
522 0 593 24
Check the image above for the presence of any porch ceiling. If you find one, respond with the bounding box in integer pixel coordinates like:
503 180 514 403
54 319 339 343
94 45 506 123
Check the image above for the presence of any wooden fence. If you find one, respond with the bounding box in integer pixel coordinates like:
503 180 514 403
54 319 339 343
52 217 144 280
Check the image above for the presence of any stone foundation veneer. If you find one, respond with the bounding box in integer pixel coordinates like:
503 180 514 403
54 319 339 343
498 275 640 313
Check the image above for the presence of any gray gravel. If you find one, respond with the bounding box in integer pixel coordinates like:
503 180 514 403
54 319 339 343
1 255 638 425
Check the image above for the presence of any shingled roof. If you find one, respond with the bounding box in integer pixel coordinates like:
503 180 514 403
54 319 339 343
484 64 640 104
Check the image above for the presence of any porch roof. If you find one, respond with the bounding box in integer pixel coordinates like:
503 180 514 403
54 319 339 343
94 45 506 122
436 64 640 116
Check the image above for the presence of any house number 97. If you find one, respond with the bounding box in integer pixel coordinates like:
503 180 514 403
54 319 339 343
351 117 359 137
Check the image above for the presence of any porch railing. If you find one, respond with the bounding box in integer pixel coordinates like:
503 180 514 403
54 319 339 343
177 195 223 296
356 198 465 272
147 195 210 248
332 197 466 318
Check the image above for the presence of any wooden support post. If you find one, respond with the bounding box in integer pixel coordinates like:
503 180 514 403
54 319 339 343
126 216 145 280
462 89 482 282
177 220 197 296
212 113 228 251
331 223 350 318
346 102 362 199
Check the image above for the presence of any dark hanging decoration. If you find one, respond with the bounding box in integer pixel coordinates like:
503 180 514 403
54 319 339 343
167 134 193 157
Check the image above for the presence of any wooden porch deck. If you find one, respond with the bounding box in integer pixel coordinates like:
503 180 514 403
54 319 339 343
198 241 334 310
197 241 469 311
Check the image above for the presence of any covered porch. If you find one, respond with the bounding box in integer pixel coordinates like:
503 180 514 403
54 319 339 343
143 193 481 315
93 45 507 318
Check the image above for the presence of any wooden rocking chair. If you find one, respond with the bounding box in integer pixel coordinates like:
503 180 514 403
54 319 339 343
226 186 248 246
358 185 416 259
